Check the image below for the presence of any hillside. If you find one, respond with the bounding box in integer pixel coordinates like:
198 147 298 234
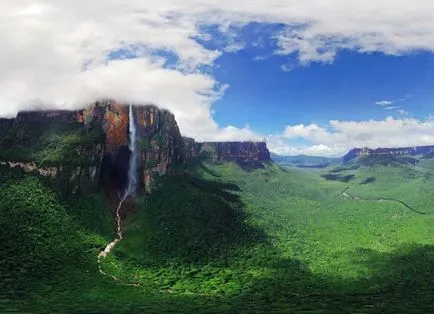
1 106 434 313
1 159 434 312
271 153 340 168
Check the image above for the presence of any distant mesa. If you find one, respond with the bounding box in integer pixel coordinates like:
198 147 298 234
343 146 434 163
199 141 270 168
271 145 434 169
183 140 270 169
270 153 340 168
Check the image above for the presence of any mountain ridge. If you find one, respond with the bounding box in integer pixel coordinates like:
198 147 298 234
0 101 270 193
343 145 434 163
271 152 340 168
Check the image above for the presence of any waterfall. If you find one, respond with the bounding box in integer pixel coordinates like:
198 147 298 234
126 104 138 197
98 104 140 277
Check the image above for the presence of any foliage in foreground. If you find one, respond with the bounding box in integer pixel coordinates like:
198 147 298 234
1 159 434 313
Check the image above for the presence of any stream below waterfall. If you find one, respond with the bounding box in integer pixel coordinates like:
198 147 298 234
97 104 140 282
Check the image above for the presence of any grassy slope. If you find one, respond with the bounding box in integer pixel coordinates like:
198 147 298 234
1 158 434 313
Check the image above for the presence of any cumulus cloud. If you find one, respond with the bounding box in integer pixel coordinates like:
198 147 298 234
376 100 394 106
269 116 434 156
266 135 345 156
2 1 434 141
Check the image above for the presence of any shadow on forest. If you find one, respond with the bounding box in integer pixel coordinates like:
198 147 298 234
189 159 223 178
321 173 355 182
236 160 267 171
361 176 376 184
71 241 434 313
5 244 434 313
120 173 267 264
226 244 434 312
2 162 434 312
117 162 434 312
331 165 360 173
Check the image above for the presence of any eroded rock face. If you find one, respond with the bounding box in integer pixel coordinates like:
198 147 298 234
343 145 434 163
81 102 185 192
0 161 60 178
183 137 201 161
0 100 186 194
198 141 271 168
0 100 273 194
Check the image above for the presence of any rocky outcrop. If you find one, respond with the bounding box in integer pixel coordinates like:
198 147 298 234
0 100 274 193
77 102 187 193
0 100 186 194
183 137 201 161
0 108 105 193
0 118 14 137
0 161 60 178
343 145 434 163
198 141 271 167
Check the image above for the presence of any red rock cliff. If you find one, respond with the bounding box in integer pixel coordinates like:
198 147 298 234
0 100 186 194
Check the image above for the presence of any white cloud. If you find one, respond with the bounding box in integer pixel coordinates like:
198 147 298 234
266 135 345 156
205 125 262 142
280 64 294 72
384 105 401 110
271 116 434 156
397 109 409 116
2 1 434 141
223 42 245 53
376 100 394 106
253 55 269 61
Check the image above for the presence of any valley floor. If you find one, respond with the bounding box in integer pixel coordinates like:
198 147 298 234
1 160 434 313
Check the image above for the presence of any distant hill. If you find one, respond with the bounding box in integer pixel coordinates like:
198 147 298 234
321 154 423 184
351 154 419 167
343 145 434 163
270 153 340 168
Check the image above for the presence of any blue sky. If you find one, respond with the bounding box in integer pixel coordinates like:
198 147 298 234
211 42 434 134
3 1 434 156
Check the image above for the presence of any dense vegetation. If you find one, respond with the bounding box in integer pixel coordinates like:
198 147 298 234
1 155 434 313
0 120 105 166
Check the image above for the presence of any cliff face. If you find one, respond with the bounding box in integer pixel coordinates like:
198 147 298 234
0 101 186 194
0 101 273 193
0 108 105 193
343 145 434 163
198 141 271 168
183 137 201 160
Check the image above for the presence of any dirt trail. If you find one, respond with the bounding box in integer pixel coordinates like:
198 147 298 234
342 185 426 215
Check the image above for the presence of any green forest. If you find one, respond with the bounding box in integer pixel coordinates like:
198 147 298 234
1 154 433 313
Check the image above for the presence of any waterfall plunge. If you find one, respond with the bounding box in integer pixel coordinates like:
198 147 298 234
98 104 139 272
126 104 139 197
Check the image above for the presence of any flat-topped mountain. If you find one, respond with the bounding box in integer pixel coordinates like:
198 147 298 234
343 145 434 163
0 101 272 192
0 101 186 194
271 153 340 168
200 141 270 162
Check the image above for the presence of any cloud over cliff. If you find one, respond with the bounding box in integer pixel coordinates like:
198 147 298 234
2 1 434 146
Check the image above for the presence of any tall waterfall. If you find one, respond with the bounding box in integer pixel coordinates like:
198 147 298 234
126 104 139 197
98 104 140 278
